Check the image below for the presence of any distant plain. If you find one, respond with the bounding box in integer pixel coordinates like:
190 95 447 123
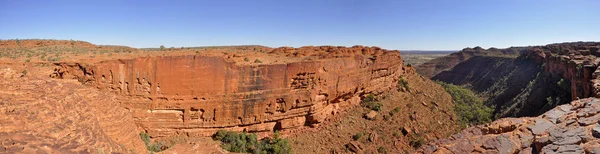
399 50 457 66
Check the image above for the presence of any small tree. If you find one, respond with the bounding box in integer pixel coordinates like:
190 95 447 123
160 45 165 51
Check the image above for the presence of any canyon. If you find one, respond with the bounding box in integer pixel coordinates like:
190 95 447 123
418 42 600 118
4 39 600 154
416 42 600 153
2 40 434 153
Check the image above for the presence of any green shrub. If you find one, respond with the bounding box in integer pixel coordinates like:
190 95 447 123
213 130 292 154
259 132 293 154
378 147 387 154
382 114 390 121
393 131 401 138
437 82 493 127
361 94 382 111
389 107 401 116
557 78 569 90
139 132 165 152
409 137 424 149
352 133 362 141
397 76 409 91
254 59 262 63
140 132 150 145
244 57 250 62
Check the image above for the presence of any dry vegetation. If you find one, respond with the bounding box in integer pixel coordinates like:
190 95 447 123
286 71 461 154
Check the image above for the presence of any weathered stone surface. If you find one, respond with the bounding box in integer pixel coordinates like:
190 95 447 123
528 119 553 135
418 98 600 154
587 146 600 154
365 111 378 120
542 107 567 124
481 135 517 154
446 139 474 153
51 46 405 137
347 141 363 153
593 124 600 138
0 77 147 153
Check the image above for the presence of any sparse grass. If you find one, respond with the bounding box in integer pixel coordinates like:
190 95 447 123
352 133 362 141
361 94 382 111
378 147 387 154
0 39 136 60
409 136 424 149
398 76 410 92
389 107 401 116
393 131 401 138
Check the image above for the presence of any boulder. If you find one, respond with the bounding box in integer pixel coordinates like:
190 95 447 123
365 111 378 120
346 141 363 153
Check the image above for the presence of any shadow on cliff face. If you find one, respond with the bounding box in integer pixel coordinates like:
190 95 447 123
432 56 571 118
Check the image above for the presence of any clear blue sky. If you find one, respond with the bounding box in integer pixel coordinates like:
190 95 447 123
1 0 599 50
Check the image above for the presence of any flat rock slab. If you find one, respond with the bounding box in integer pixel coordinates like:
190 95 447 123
528 119 554 135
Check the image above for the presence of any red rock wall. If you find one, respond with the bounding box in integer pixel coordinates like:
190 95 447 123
525 46 600 100
65 52 403 137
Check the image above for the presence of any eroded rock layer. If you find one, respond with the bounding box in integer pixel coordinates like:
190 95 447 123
523 42 600 100
418 98 600 154
0 68 146 153
52 47 405 137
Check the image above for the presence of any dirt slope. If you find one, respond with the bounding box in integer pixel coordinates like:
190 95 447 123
287 67 461 154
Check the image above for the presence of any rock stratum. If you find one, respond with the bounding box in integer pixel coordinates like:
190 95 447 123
418 98 600 154
49 45 406 138
0 68 147 153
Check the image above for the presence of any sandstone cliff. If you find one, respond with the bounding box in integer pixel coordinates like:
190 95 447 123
421 42 600 118
50 46 406 138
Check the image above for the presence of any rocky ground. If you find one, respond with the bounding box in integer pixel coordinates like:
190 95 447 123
287 69 461 154
0 67 146 153
418 98 600 154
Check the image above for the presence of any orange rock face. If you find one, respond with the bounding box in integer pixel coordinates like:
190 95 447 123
523 42 600 99
52 46 405 138
0 69 146 153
